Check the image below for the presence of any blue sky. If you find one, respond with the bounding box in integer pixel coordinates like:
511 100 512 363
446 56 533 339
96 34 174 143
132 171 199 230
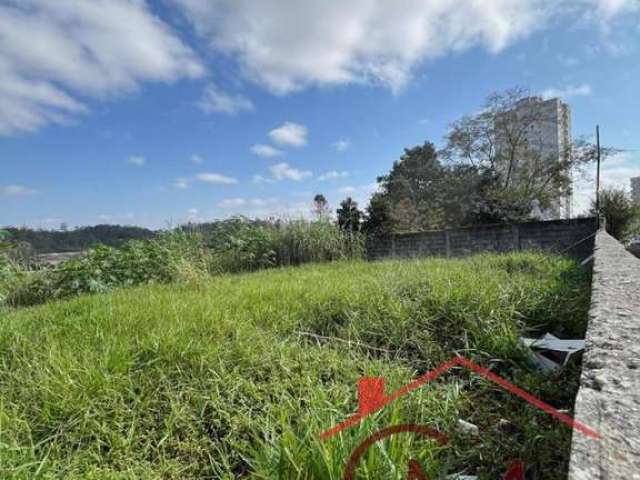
2 0 639 229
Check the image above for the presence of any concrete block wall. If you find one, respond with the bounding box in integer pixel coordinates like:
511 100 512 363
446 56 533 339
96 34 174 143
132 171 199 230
568 230 640 479
367 217 597 260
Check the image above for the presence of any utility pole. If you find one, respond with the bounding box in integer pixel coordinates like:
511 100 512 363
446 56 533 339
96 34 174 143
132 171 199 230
596 125 601 228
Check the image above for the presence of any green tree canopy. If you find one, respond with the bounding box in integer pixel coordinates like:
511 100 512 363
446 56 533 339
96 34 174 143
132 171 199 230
591 187 637 240
336 197 363 232
363 142 489 234
312 194 329 220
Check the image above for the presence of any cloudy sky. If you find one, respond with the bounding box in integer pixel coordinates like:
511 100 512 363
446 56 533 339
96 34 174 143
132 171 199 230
2 0 639 228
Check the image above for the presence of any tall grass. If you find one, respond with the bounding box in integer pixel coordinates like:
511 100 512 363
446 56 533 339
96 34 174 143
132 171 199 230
1 220 364 308
0 254 22 307
206 218 364 273
0 253 591 479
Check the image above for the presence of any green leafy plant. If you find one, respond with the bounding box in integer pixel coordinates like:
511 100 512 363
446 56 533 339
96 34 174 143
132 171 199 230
0 229 14 251
3 231 210 307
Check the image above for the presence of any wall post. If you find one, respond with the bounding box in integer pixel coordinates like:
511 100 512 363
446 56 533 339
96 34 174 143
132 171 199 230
445 230 451 258
512 224 521 251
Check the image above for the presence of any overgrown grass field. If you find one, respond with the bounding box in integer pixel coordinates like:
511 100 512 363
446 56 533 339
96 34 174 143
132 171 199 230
0 253 590 479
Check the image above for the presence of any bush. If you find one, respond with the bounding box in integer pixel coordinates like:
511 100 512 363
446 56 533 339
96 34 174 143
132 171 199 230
207 220 278 273
591 187 638 240
2 220 364 308
4 231 209 307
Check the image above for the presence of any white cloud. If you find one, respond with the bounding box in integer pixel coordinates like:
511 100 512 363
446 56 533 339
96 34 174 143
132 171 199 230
252 174 275 184
0 0 204 135
169 1 636 96
196 172 238 184
128 155 146 167
250 198 269 207
171 0 557 94
1 1 633 137
336 182 380 208
198 82 254 115
191 153 204 164
218 197 271 208
542 83 592 99
591 0 639 18
573 152 640 214
269 162 312 181
174 177 190 189
318 170 349 181
215 197 311 218
250 144 284 157
31 217 63 228
338 186 356 194
557 54 579 66
332 138 351 151
97 212 135 222
186 208 200 222
218 197 246 208
269 122 308 147
1 184 37 196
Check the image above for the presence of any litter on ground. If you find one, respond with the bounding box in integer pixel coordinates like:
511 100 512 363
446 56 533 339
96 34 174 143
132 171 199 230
520 333 585 373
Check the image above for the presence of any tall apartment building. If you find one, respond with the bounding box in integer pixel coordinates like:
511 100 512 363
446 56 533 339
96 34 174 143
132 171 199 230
631 176 640 204
496 97 573 220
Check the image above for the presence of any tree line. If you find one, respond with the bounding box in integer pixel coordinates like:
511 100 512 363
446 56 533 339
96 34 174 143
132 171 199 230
5 88 633 254
332 88 617 237
2 225 154 254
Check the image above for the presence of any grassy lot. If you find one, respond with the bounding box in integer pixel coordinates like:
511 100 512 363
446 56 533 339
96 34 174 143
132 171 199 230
0 252 590 479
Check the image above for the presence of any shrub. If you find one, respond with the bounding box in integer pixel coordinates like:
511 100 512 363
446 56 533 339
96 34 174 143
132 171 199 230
591 187 638 240
2 220 365 308
208 220 278 273
4 231 209 307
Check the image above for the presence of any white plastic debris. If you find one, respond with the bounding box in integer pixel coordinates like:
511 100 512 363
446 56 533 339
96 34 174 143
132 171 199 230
497 418 511 429
456 418 480 437
520 333 585 373
580 255 594 266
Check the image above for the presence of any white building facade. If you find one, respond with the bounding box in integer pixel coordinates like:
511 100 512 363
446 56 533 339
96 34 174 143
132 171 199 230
496 97 573 220
631 176 640 204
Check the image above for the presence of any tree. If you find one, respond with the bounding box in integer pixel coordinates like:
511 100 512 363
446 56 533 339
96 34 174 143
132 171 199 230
591 188 637 240
2 225 154 253
364 142 485 233
312 194 330 220
336 197 363 232
364 88 618 235
362 192 393 236
376 142 448 231
441 87 606 221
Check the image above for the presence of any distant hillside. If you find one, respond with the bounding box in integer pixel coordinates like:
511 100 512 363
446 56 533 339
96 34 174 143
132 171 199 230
4 225 155 253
